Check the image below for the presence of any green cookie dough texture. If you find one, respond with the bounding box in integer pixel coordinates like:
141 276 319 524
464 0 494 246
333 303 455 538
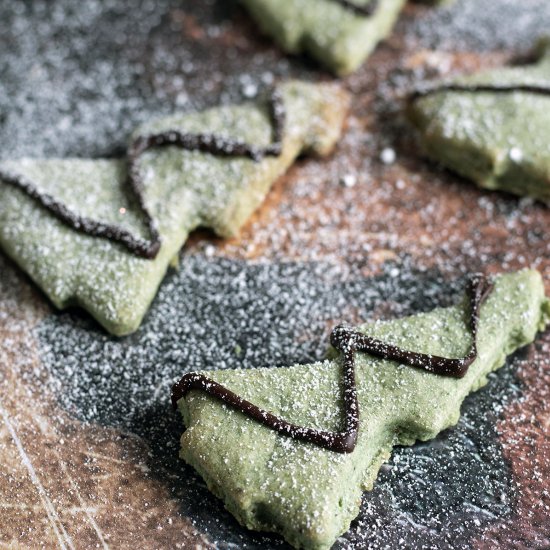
0 81 349 336
176 270 549 549
240 0 406 76
409 40 550 204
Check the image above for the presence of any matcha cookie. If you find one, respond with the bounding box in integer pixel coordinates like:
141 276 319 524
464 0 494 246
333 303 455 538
240 0 406 75
408 40 550 204
0 81 349 336
173 270 549 549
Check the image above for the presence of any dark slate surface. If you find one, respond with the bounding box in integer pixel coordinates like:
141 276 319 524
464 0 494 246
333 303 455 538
1 0 549 548
37 258 519 549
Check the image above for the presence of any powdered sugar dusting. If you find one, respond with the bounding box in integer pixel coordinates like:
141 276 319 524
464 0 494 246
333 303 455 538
1 0 549 548
36 259 528 548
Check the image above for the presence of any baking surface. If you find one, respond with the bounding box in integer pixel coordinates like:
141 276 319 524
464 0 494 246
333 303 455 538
1 1 549 548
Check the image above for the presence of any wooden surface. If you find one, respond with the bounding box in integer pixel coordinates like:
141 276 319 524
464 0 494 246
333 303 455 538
0 1 549 548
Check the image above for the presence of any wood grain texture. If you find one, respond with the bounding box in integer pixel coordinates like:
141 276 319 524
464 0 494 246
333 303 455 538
0 0 549 548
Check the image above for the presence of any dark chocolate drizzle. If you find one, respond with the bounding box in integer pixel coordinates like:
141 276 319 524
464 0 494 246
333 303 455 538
411 83 550 101
0 89 285 259
333 0 378 17
0 170 162 259
171 274 494 454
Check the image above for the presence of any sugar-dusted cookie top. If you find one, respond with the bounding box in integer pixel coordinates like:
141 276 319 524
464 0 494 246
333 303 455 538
0 81 349 335
174 270 549 549
408 40 550 204
240 0 406 75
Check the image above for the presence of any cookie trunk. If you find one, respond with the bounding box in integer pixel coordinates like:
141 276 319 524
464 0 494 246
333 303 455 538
176 270 549 549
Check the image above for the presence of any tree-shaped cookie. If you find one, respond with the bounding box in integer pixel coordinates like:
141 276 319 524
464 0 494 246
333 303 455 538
0 81 349 336
173 270 549 549
408 40 550 204
240 0 406 75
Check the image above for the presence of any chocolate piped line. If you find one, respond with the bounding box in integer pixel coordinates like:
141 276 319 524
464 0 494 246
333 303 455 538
171 372 359 453
128 89 285 163
331 274 494 378
0 89 285 259
0 170 161 259
333 0 378 17
410 83 550 101
171 274 493 454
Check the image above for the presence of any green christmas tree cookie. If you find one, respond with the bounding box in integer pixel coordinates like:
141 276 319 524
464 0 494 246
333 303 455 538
174 270 549 549
0 81 349 336
240 0 406 75
408 40 550 204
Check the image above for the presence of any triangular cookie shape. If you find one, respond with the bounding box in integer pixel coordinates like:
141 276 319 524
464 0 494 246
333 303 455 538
174 270 549 550
409 40 550 204
0 81 349 335
240 0 406 75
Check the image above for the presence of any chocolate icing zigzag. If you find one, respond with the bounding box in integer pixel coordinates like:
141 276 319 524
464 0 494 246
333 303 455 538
0 89 285 259
172 274 493 453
